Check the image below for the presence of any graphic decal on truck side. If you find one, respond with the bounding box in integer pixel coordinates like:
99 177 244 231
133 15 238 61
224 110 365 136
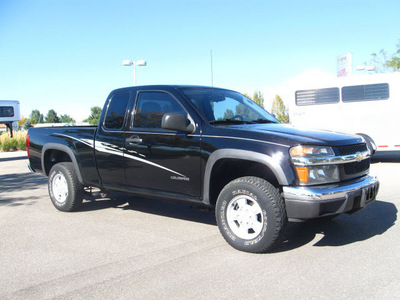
53 133 186 177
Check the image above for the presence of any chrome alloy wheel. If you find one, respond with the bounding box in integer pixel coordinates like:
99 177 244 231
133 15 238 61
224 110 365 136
52 173 69 204
226 195 264 240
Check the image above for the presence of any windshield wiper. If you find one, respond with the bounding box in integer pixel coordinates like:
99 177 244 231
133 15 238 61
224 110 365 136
209 119 250 125
249 119 277 124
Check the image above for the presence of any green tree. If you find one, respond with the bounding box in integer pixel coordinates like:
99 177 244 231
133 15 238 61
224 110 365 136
223 109 234 120
244 91 264 107
252 91 264 107
60 114 76 123
384 40 400 71
370 40 400 72
29 109 44 124
45 109 60 123
84 106 102 125
23 119 32 130
18 115 28 128
235 103 258 120
271 95 290 123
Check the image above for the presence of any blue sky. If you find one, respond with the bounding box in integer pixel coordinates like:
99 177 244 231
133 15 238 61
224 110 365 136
1 0 399 121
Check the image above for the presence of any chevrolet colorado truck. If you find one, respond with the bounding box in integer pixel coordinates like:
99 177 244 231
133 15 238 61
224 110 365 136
27 85 379 253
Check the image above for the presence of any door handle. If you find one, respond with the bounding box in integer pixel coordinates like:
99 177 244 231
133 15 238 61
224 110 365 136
126 136 142 144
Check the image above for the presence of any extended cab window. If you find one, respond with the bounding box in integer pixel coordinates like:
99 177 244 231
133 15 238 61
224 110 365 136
104 92 130 129
133 92 186 129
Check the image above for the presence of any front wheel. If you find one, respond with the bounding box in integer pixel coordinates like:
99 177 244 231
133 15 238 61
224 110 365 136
48 162 83 212
216 176 287 253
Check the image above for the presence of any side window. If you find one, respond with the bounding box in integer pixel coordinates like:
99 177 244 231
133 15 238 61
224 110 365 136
296 88 339 106
104 92 130 130
0 106 14 118
133 92 186 129
342 83 389 102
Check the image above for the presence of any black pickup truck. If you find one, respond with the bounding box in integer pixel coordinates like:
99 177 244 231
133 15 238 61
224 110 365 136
27 85 379 253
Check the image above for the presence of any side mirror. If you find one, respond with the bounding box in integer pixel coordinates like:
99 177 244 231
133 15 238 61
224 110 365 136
162 113 195 134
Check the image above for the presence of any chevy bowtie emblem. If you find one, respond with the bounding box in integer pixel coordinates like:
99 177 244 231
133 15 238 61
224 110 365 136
356 152 364 162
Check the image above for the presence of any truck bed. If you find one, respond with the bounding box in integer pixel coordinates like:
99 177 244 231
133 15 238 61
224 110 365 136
28 125 99 186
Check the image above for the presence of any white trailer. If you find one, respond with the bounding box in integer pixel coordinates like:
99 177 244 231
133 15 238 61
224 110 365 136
289 72 400 152
0 100 20 137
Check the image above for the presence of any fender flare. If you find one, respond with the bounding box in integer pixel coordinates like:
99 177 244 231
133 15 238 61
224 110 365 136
356 133 377 155
41 143 84 184
202 149 290 205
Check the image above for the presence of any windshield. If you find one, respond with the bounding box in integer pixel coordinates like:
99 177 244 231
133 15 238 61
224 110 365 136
180 87 279 124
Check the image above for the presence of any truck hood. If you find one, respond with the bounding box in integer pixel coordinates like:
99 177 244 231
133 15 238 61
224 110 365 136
228 123 363 147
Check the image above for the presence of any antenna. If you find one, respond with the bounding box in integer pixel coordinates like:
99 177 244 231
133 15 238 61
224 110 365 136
210 50 214 87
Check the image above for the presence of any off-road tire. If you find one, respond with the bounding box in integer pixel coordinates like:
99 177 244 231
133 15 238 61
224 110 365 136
48 162 84 212
216 176 287 253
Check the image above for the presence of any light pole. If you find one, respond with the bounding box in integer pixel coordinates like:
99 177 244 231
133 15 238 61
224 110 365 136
122 59 147 86
356 65 375 74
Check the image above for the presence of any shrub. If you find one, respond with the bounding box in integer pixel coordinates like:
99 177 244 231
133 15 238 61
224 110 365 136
0 131 27 152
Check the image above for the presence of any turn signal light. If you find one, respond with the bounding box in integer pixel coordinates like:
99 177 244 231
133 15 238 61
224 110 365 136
296 167 309 183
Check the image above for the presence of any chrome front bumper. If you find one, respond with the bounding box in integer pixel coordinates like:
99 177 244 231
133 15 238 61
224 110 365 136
283 175 379 221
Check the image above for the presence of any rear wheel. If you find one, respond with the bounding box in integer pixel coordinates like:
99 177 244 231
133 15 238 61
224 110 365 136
216 176 287 253
48 162 83 212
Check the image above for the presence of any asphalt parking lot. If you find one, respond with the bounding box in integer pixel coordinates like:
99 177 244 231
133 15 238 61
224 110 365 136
0 151 399 299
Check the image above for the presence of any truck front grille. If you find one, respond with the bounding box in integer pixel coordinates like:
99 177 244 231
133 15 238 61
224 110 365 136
336 144 368 156
344 159 370 175
335 143 370 181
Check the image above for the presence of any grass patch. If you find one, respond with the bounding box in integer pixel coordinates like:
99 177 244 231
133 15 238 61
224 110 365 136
0 131 27 152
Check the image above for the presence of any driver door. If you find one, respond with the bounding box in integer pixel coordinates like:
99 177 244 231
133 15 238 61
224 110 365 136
124 91 201 197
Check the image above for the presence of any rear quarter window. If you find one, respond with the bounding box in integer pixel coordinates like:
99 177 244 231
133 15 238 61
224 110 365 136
104 92 131 130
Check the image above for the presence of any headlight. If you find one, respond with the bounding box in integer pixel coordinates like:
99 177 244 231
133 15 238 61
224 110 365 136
290 145 339 185
290 145 335 157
